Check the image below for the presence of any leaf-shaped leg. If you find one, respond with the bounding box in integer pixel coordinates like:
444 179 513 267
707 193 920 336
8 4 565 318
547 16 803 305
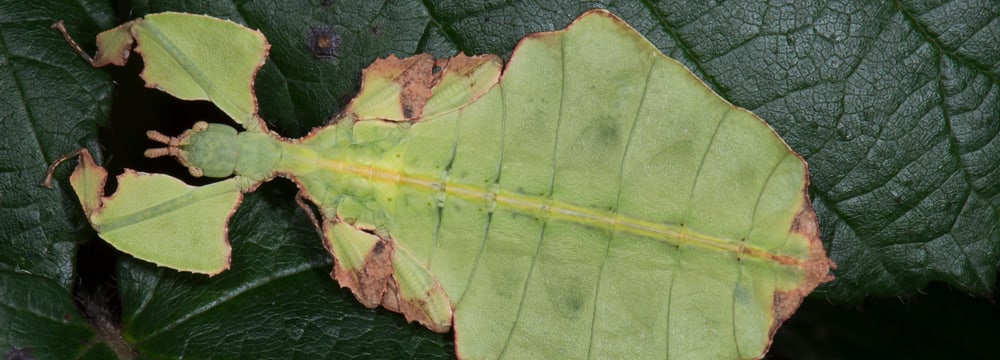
91 172 248 275
56 12 270 131
47 148 249 275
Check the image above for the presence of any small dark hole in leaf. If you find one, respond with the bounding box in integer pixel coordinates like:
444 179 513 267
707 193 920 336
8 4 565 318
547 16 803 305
359 227 390 239
308 26 339 59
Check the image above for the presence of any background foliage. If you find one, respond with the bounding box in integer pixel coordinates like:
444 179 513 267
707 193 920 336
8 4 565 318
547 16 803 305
1 0 997 358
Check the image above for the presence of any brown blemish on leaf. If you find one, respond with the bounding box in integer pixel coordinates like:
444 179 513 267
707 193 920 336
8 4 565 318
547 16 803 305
307 26 339 59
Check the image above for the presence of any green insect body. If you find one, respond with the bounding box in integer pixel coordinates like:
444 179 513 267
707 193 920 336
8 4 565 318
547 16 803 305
50 10 834 359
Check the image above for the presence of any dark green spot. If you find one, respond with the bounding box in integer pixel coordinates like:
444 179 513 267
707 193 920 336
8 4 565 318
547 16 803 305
591 116 620 145
564 295 584 313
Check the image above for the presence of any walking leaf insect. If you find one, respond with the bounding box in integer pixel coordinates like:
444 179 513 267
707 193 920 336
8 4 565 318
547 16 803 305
48 10 834 359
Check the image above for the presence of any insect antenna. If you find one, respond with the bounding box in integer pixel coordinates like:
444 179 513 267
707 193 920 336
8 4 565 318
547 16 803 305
144 130 183 159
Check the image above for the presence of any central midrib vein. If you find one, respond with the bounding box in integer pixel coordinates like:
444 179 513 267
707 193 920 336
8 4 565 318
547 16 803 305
316 158 801 266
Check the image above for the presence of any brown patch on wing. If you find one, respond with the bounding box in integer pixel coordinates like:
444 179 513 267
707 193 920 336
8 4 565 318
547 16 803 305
761 176 836 356
432 53 502 106
324 221 453 333
433 53 501 81
361 54 434 120
381 275 451 333
398 58 433 119
329 236 394 308
740 247 804 267
338 52 502 124
771 205 826 320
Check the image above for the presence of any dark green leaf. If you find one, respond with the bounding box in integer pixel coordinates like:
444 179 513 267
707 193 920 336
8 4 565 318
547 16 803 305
0 0 119 357
702 1 1000 301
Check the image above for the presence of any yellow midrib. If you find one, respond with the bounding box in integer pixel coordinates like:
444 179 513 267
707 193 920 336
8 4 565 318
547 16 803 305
317 158 802 266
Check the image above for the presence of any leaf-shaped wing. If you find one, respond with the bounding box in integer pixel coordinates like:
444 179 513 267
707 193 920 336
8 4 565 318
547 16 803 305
91 12 269 131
